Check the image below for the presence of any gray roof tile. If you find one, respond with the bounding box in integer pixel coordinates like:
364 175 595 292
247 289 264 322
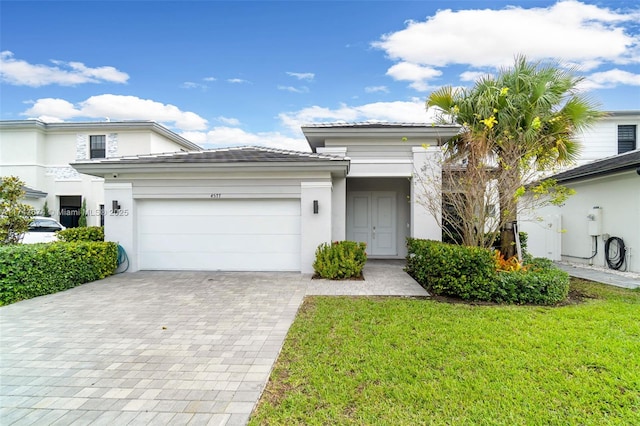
76 146 346 165
550 150 640 183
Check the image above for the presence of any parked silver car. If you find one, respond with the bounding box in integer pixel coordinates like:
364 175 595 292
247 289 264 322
22 216 65 244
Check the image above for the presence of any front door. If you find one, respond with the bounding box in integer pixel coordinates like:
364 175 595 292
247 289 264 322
348 191 396 256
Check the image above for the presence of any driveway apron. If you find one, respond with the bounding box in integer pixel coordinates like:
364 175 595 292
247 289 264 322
0 272 306 426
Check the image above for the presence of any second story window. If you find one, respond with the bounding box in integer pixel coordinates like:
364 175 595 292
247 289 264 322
90 135 106 159
618 125 637 154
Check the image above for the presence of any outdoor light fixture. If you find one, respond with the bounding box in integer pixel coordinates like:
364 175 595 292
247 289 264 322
313 200 319 214
112 200 121 212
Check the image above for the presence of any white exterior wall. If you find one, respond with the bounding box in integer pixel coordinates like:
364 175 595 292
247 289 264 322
104 182 136 269
411 146 443 241
524 170 640 273
574 113 639 166
331 176 347 241
559 171 640 273
301 182 333 274
101 172 335 273
0 121 200 226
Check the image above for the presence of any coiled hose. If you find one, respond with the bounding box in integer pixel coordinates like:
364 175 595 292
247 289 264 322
604 237 626 270
116 244 129 273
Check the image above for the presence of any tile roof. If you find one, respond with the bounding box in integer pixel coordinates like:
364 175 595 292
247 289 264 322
74 146 347 165
302 122 459 129
550 150 640 183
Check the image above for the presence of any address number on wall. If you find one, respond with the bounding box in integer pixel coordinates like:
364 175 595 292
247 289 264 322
210 193 222 198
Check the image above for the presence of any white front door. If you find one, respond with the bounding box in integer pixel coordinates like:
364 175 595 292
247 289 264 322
348 191 396 256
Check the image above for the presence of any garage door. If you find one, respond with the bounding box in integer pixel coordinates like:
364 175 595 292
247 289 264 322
137 199 301 271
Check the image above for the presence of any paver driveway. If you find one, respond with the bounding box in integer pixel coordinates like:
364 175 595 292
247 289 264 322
0 272 307 425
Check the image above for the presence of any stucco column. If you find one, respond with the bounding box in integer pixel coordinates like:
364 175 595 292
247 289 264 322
104 182 137 271
411 146 442 240
300 181 333 274
331 176 346 241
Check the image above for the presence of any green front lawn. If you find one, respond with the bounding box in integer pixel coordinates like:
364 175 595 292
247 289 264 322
250 280 640 425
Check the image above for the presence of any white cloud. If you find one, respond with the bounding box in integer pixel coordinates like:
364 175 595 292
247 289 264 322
459 71 491 82
23 98 81 119
227 78 250 84
385 62 442 91
286 72 315 81
186 99 443 152
0 51 129 87
23 94 208 131
365 86 389 93
181 81 208 90
373 1 640 88
203 76 217 82
278 85 309 93
216 116 241 126
188 127 310 152
278 99 439 134
580 68 640 90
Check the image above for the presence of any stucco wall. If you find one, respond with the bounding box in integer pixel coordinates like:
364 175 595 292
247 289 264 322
524 170 640 273
1 122 199 227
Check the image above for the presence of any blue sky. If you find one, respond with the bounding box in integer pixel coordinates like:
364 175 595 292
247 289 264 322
1 0 639 151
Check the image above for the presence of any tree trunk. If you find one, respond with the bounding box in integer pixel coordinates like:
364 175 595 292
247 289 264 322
500 222 516 259
498 154 520 259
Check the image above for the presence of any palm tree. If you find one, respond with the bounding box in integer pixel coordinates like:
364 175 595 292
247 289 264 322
427 55 602 257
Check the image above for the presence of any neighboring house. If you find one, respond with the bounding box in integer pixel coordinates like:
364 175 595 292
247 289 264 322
521 150 640 274
573 110 639 166
72 124 459 273
521 111 638 271
0 120 201 227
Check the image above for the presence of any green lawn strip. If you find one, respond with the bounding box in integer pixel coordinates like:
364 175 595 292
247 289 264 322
250 280 640 425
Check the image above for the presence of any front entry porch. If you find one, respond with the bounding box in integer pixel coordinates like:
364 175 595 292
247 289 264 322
346 177 410 258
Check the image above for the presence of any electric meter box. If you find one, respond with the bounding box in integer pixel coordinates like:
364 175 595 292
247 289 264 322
587 206 602 236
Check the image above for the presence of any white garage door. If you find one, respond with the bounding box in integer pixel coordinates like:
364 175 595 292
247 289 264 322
137 199 301 271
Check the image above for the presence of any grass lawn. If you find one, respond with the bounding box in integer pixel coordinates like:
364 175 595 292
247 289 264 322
250 279 640 425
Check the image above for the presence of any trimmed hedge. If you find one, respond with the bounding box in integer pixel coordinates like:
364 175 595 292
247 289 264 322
0 241 117 305
57 226 104 242
313 241 367 280
493 268 570 304
406 238 497 301
406 238 569 305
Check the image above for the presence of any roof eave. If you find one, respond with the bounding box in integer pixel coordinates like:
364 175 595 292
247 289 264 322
71 159 351 178
555 164 640 183
301 125 461 151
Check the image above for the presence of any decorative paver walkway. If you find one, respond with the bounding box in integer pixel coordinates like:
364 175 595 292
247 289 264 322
0 261 425 425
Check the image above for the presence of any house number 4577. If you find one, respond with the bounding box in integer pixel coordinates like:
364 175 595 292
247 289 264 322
210 193 222 198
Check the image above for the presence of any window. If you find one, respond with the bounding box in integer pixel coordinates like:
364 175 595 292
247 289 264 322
90 135 106 159
618 125 637 154
99 204 105 227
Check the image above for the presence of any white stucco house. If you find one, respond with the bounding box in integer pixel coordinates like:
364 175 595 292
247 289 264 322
0 120 201 227
72 124 459 273
521 150 640 274
521 111 638 272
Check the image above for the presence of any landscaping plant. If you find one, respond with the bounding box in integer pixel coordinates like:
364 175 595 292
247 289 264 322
313 241 367 280
406 238 569 304
57 226 105 242
0 241 117 305
0 176 35 245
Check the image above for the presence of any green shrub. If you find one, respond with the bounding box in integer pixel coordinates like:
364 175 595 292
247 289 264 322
406 239 569 305
406 238 497 301
494 267 570 305
57 226 104 242
313 241 367 280
0 241 117 305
